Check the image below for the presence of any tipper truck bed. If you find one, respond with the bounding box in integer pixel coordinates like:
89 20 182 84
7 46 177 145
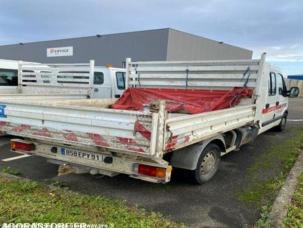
0 53 299 184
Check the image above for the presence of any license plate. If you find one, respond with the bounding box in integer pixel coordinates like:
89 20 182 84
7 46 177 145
60 147 104 162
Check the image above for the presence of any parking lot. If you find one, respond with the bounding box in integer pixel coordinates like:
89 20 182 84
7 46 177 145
0 98 302 227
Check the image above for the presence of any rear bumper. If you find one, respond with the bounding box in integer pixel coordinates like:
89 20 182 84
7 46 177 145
10 139 172 184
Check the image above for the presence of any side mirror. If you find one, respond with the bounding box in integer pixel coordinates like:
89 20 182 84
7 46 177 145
288 87 300 98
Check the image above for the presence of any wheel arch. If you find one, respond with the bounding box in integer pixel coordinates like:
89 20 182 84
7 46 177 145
210 139 226 153
170 135 225 170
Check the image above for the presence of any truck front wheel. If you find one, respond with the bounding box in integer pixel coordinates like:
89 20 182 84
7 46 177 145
276 116 287 132
190 143 221 184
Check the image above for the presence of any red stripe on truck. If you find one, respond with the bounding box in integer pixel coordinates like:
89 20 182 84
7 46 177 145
116 137 145 153
0 121 7 126
117 137 137 145
88 133 109 147
134 120 151 140
33 128 52 137
63 131 78 141
12 124 31 132
166 136 178 151
262 103 287 114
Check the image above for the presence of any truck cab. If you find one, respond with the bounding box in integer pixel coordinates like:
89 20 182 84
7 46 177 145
0 59 20 94
258 65 299 133
91 66 126 99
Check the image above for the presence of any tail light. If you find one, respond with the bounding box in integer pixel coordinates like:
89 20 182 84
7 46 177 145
136 164 167 178
11 139 35 152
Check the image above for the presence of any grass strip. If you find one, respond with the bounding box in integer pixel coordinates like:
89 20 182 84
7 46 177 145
0 176 181 228
236 128 303 227
283 172 303 227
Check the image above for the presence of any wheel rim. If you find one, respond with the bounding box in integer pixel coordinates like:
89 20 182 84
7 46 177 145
200 151 217 175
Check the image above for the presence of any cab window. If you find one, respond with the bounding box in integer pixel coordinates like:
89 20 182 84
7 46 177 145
268 72 276 96
0 69 18 86
277 73 287 95
93 72 104 85
116 72 125 90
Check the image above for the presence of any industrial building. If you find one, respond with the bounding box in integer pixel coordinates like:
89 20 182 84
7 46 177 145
0 28 252 67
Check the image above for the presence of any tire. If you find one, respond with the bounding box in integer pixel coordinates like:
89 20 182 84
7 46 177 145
276 115 287 132
189 143 221 185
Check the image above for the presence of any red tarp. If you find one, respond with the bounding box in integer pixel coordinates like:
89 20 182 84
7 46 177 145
112 87 253 114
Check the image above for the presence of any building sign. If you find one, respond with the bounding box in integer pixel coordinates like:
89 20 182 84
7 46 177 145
47 46 73 57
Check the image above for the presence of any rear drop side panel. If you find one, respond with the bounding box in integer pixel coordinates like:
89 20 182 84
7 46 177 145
0 102 158 157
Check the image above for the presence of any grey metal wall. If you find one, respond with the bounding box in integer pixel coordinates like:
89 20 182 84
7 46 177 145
0 29 169 67
166 29 252 61
0 28 252 67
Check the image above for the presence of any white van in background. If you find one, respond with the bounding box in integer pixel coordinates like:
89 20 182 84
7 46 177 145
0 59 126 99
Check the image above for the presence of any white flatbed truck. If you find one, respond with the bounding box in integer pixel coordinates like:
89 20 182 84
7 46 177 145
0 53 299 184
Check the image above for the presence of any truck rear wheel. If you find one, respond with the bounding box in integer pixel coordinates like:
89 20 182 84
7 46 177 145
189 143 221 184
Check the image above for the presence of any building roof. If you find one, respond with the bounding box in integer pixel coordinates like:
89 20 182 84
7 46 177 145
288 75 303 80
1 28 251 51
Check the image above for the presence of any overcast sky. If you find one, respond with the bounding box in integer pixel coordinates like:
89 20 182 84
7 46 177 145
0 0 302 74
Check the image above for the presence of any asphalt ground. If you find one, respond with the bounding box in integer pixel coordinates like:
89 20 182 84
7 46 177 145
0 98 302 227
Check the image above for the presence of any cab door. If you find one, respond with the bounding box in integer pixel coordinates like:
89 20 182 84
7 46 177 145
261 72 278 128
113 71 126 98
275 73 288 118
91 71 111 98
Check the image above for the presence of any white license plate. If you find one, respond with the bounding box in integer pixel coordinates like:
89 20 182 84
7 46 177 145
60 147 104 162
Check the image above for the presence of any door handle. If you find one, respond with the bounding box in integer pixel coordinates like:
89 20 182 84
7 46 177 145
94 88 99 92
276 101 279 106
115 94 121 98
